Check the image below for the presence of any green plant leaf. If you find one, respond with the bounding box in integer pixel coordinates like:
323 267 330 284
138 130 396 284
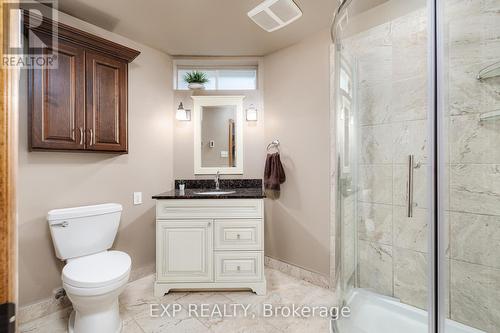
184 71 209 84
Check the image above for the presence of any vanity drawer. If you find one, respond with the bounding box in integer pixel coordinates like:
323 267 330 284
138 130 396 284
156 199 263 219
214 219 262 250
214 252 263 282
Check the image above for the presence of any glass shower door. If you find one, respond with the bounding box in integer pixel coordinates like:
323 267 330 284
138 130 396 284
440 1 500 332
332 0 500 332
333 0 433 332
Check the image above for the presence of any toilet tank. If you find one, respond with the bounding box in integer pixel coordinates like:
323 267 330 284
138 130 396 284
47 203 123 260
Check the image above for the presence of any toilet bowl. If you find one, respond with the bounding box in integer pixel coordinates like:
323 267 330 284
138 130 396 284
63 251 131 333
47 203 129 333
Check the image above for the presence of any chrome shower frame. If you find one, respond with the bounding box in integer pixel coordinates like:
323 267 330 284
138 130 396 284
329 0 443 332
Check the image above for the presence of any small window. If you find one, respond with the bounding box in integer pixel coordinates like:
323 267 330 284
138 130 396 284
176 67 257 90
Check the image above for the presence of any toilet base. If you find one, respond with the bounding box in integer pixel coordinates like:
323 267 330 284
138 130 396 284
68 310 123 333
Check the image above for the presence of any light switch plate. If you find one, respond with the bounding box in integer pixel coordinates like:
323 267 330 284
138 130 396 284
133 192 143 205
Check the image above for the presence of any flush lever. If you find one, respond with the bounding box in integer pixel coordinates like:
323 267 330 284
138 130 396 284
52 221 69 228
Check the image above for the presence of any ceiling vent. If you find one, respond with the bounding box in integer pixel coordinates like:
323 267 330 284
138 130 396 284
248 0 303 32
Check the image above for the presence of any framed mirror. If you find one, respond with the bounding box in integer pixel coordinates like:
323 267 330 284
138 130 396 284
193 96 244 174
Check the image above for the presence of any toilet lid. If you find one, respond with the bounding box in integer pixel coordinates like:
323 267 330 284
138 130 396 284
62 251 131 288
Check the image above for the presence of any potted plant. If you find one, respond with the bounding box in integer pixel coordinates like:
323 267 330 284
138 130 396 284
184 71 209 90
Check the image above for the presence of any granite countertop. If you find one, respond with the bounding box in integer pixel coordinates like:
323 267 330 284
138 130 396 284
152 179 266 200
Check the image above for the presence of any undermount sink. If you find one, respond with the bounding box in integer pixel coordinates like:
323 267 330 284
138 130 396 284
194 191 236 195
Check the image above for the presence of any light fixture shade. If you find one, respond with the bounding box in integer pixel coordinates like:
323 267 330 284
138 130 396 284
246 105 258 121
176 102 191 121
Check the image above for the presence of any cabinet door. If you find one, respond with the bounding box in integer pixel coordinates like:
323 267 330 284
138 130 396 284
156 220 213 282
85 52 128 152
29 35 85 150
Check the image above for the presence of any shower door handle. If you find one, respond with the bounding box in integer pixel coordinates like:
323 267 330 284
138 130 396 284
407 155 415 218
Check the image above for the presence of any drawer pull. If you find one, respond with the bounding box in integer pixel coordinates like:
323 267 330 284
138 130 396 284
237 234 241 239
237 265 241 271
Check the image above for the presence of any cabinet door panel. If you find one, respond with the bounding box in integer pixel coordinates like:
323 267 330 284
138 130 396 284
30 36 85 150
86 52 127 152
156 220 213 282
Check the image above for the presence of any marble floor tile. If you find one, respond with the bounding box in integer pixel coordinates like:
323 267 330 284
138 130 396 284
119 274 188 316
262 316 330 333
206 316 281 333
20 268 339 333
123 318 145 333
133 306 208 333
19 309 71 333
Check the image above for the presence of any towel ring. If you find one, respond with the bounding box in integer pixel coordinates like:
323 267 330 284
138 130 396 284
267 140 280 153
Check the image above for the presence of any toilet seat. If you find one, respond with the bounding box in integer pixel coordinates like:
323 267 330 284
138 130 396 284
63 274 129 297
63 250 131 289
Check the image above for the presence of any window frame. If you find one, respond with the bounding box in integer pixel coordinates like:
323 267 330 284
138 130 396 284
173 60 259 91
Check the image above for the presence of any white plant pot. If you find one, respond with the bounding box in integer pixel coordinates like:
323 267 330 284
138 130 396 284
188 83 205 90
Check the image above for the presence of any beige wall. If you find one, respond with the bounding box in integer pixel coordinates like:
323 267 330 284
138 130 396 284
263 30 331 277
18 12 174 306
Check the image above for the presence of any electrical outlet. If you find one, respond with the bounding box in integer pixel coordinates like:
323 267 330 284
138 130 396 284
133 192 143 205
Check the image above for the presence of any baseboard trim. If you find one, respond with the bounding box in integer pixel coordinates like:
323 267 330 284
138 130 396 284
264 256 330 289
18 262 155 324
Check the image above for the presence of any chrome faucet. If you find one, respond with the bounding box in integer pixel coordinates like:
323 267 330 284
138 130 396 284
215 171 220 190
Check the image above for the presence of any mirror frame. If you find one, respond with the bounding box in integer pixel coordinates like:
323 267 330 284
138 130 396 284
193 95 245 175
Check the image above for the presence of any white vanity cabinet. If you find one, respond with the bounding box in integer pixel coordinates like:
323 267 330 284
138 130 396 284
154 199 266 296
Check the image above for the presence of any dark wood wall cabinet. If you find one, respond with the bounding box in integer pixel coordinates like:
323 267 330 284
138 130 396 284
25 12 140 153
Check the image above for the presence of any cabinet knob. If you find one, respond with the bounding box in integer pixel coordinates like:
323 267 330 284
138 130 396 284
208 221 212 227
237 266 241 271
237 234 241 239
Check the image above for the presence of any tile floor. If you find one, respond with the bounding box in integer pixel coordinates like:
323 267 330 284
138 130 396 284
20 268 338 333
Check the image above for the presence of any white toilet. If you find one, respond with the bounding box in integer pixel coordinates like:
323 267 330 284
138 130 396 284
47 203 131 333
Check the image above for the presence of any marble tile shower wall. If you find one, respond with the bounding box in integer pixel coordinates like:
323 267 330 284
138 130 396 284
445 1 500 331
341 2 500 331
342 8 431 312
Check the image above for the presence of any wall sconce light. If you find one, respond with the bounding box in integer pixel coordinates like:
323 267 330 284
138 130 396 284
176 102 191 121
246 104 258 121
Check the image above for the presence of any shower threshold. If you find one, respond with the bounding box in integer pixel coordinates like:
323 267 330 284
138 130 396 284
334 289 484 333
